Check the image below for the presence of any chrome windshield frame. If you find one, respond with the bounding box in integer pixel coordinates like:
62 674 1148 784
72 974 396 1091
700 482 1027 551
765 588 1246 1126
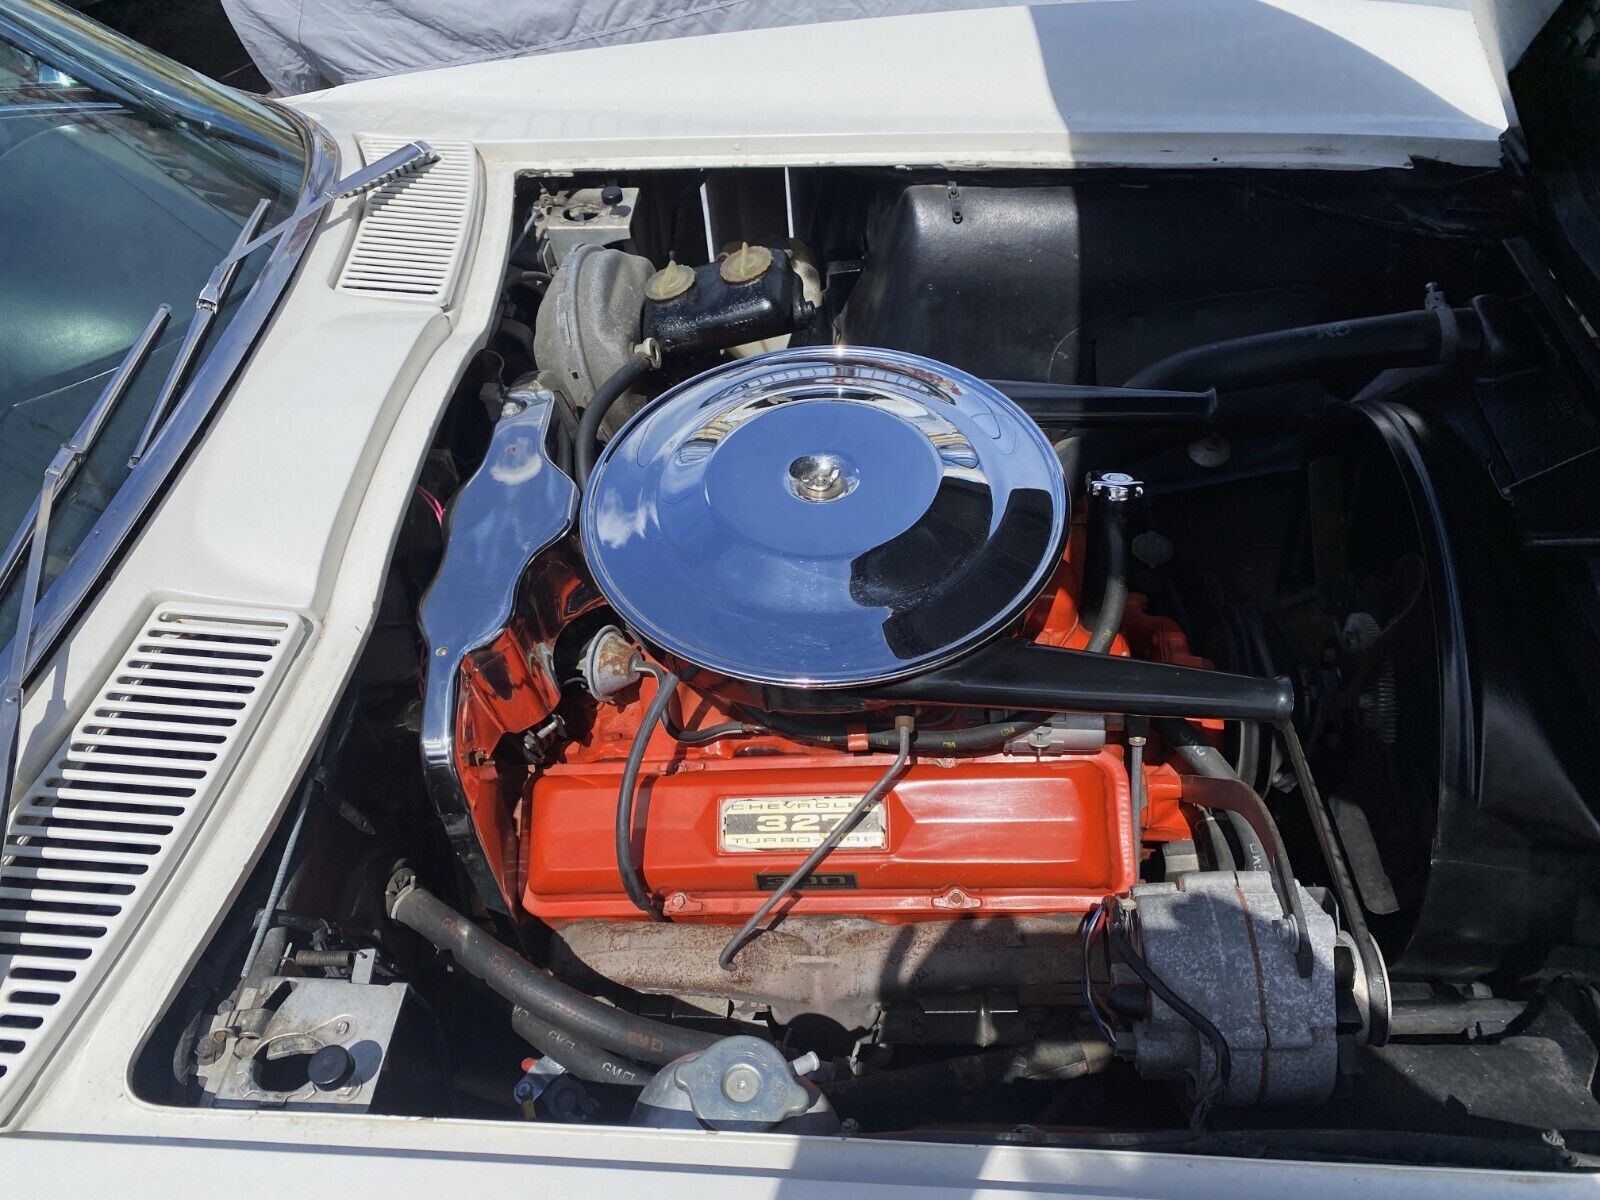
0 99 339 690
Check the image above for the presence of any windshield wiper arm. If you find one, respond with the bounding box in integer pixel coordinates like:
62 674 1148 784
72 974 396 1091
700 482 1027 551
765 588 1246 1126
231 139 439 263
127 198 270 468
126 139 438 467
0 303 171 849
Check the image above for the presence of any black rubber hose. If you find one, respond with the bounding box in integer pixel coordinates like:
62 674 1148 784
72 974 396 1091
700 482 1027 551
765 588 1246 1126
1219 812 1269 873
1124 306 1478 394
616 671 679 919
990 381 1217 428
1055 435 1085 499
866 639 1297 724
1153 717 1270 872
1196 812 1236 872
751 707 1048 755
660 707 757 745
511 1007 656 1087
388 879 719 1065
822 1037 1113 1127
1083 480 1132 655
574 352 653 488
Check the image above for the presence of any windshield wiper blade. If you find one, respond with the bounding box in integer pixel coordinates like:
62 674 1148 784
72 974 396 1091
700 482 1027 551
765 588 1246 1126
127 198 270 467
125 139 438 467
0 303 170 849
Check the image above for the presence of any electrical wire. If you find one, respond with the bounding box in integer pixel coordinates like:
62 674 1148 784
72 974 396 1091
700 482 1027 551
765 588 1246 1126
414 484 445 527
1108 906 1231 1125
1080 904 1119 1050
719 717 914 970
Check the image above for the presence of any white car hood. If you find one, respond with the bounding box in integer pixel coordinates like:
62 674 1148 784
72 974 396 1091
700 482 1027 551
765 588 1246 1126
292 0 1508 171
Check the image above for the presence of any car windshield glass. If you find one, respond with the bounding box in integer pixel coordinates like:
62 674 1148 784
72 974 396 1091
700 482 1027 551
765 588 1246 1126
0 2 306 645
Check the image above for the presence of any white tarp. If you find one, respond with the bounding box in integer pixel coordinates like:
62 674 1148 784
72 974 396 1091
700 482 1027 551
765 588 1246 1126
222 0 1045 95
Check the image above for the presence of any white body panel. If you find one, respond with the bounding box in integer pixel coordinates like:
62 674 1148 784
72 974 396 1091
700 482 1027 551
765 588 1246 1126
295 1 1508 170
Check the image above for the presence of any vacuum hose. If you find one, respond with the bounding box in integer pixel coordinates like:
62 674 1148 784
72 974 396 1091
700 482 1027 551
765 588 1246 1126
751 707 1046 755
616 670 679 919
574 346 657 488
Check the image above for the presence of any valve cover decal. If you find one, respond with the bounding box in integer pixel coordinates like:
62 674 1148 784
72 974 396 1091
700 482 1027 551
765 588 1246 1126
719 795 887 853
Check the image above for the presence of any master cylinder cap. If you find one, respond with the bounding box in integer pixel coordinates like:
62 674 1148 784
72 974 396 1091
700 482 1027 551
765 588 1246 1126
580 346 1067 687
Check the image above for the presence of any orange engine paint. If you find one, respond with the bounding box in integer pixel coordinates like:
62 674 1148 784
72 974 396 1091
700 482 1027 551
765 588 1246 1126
500 515 1208 926
524 746 1137 923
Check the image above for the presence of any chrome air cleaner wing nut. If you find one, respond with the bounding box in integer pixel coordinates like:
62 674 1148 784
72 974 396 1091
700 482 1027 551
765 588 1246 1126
580 347 1067 688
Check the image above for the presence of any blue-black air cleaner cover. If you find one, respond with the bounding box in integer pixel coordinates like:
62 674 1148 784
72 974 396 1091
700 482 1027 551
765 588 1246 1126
580 347 1067 688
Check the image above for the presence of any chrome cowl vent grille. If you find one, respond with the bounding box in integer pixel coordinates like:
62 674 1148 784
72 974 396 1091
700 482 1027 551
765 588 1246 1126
0 605 303 1107
334 135 478 306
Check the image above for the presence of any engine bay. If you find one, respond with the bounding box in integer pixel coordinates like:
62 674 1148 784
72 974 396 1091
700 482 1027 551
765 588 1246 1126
138 164 1600 1164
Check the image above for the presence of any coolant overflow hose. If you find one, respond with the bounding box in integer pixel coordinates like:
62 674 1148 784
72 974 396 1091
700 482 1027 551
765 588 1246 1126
387 874 718 1065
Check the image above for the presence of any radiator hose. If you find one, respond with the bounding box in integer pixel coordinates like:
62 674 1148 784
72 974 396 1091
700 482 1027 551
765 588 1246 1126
1152 716 1271 872
387 874 717 1065
511 1007 656 1087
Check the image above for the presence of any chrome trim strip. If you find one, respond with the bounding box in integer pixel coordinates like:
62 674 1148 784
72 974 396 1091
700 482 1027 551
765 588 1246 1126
0 105 339 689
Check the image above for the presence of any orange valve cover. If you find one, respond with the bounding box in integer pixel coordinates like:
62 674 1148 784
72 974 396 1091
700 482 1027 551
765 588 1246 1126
523 748 1136 923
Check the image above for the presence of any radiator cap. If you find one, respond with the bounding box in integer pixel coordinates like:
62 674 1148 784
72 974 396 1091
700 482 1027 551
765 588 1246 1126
580 347 1067 687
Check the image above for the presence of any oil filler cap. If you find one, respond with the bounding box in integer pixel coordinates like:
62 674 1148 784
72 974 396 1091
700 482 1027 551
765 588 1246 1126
580 347 1067 687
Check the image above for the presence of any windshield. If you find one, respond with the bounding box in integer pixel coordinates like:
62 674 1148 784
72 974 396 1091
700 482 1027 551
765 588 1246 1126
0 0 306 643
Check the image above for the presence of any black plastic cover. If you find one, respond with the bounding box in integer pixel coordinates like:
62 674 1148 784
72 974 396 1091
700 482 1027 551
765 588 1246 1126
840 185 1082 381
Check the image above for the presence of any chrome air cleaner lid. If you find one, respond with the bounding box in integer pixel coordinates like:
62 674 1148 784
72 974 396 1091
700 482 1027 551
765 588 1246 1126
580 347 1067 687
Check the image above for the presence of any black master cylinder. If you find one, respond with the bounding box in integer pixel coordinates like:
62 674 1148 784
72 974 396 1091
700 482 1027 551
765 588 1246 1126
641 243 813 356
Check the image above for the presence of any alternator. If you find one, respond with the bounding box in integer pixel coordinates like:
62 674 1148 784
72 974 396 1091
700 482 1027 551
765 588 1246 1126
1126 870 1339 1106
